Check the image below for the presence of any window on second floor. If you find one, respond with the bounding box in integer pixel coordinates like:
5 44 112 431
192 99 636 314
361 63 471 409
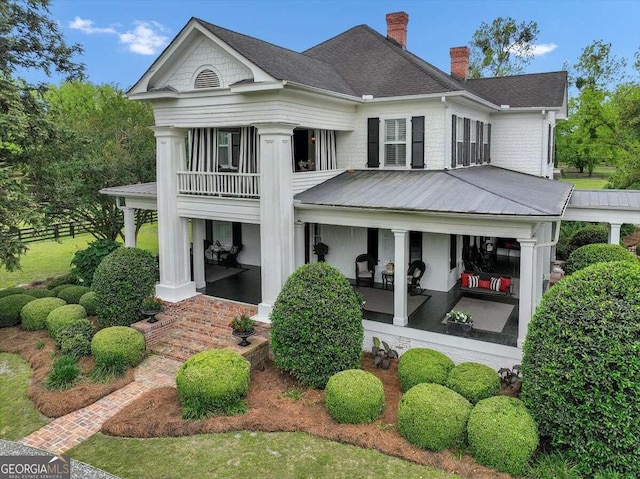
451 115 491 168
456 117 465 166
217 129 240 170
384 118 407 167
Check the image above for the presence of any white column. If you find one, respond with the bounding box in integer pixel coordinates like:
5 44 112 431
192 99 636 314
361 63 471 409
517 238 537 348
192 219 206 289
392 229 409 326
609 223 622 245
294 221 305 269
122 207 136 248
255 123 296 322
152 126 196 302
541 223 552 293
535 234 544 306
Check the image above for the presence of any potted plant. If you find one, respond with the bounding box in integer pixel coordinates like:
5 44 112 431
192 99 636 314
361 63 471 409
313 242 329 262
229 313 255 346
445 310 473 337
141 295 163 323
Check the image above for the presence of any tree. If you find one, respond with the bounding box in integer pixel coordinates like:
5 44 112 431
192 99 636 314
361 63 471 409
468 17 539 78
30 82 156 241
0 0 83 271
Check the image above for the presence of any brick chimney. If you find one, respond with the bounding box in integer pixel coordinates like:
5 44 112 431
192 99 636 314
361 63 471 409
386 12 409 49
450 46 470 80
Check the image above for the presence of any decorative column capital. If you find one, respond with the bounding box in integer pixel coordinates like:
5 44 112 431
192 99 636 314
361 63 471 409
391 229 408 237
517 238 537 247
151 126 188 139
254 122 297 136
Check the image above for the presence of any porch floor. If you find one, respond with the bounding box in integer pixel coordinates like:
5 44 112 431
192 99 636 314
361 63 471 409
198 264 518 347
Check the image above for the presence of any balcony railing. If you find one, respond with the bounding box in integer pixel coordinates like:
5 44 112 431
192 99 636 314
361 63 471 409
177 172 260 198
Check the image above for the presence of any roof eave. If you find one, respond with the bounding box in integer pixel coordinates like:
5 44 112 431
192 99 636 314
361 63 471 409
284 81 362 103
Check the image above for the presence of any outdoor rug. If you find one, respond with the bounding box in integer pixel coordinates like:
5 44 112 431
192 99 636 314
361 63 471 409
205 264 247 283
355 286 430 316
443 296 514 333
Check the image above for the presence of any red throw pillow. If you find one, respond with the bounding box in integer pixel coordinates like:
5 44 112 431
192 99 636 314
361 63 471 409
478 279 491 289
461 272 470 287
499 277 512 292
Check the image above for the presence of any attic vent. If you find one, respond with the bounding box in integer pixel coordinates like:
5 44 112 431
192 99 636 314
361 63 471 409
194 69 221 89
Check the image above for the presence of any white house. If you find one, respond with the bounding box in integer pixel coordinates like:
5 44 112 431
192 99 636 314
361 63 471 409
102 12 640 367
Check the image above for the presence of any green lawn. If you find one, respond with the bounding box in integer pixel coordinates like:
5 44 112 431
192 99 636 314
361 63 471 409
559 177 610 189
0 353 49 440
0 224 158 289
69 432 458 479
558 164 615 190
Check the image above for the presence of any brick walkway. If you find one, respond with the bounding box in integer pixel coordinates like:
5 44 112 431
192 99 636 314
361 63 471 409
20 296 270 455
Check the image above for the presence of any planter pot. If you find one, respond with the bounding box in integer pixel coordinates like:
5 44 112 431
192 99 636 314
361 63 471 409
317 254 326 262
232 328 255 347
446 320 473 338
141 309 161 323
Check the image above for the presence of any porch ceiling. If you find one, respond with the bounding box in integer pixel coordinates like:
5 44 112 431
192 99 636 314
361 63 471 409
294 166 573 217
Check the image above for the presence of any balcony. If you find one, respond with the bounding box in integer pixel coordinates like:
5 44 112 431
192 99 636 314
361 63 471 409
177 172 260 198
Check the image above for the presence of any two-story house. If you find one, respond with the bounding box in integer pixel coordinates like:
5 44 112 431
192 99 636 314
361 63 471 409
102 12 639 366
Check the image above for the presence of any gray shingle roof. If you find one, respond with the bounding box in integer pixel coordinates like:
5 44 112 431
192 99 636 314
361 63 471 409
466 72 567 108
295 166 573 217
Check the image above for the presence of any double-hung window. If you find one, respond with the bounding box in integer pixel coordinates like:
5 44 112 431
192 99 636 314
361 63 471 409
483 123 490 163
383 118 407 167
217 129 240 170
470 120 477 164
456 117 465 166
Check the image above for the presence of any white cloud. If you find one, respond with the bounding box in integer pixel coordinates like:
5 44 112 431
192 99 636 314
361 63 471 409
69 17 169 56
69 17 116 35
511 41 558 57
119 22 170 55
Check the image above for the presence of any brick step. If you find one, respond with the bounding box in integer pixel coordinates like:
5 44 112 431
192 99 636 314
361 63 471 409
168 328 231 346
151 343 197 363
175 322 231 340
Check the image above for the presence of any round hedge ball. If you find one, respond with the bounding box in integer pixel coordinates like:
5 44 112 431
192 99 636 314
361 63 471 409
79 291 98 316
25 289 56 299
57 285 91 304
0 294 37 328
176 349 250 419
21 297 67 331
398 348 454 391
325 369 384 424
50 284 75 296
467 396 539 475
91 326 146 370
564 243 637 275
45 304 87 341
0 287 26 299
398 383 472 451
446 362 501 404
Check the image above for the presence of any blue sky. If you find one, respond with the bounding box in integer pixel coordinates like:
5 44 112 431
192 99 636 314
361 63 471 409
35 0 640 90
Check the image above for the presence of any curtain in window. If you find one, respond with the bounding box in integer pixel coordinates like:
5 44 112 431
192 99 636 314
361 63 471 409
238 127 258 173
188 128 218 172
314 129 337 170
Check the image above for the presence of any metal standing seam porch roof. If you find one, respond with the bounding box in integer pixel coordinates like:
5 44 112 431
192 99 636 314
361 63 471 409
294 166 574 217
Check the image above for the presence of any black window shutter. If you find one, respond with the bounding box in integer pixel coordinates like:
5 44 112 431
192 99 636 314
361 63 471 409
231 131 241 168
451 115 457 168
304 223 310 264
232 222 242 247
463 118 471 166
367 228 379 264
449 234 457 270
367 118 379 168
487 123 492 163
411 116 425 169
475 121 481 164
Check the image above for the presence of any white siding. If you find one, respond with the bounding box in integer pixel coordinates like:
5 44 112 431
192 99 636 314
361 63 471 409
152 38 252 91
336 100 446 170
491 112 544 176
318 225 368 279
421 232 454 292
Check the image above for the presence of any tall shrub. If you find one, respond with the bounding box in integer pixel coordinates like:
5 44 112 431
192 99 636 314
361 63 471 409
564 243 637 275
270 262 363 389
522 261 640 475
71 239 121 285
92 248 158 327
567 224 608 252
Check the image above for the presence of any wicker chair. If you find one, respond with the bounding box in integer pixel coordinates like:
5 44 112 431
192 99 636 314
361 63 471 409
219 245 242 268
355 253 376 287
407 260 426 295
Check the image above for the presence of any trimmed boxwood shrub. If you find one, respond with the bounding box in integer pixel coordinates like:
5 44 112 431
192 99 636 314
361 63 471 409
270 263 363 389
446 362 501 404
47 274 78 290
0 294 36 328
50 284 74 296
567 223 608 252
26 288 57 298
0 287 26 298
71 239 121 285
397 383 472 451
20 297 67 331
45 304 87 342
522 261 640 475
398 348 454 392
57 285 91 304
79 291 98 316
176 349 250 419
93 247 158 327
564 243 637 275
58 318 95 358
467 396 539 475
91 326 146 374
325 369 384 424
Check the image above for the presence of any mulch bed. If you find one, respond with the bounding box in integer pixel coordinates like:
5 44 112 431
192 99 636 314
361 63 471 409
103 355 511 479
0 326 134 418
